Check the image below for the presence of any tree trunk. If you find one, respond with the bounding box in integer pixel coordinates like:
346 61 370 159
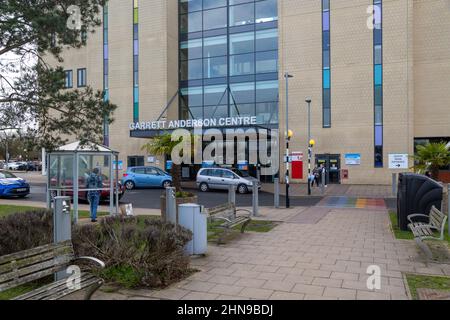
431 166 440 181
172 163 182 192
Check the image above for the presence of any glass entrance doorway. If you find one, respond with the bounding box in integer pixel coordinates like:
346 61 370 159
315 154 341 184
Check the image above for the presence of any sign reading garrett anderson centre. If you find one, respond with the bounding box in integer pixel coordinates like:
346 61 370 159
129 116 258 131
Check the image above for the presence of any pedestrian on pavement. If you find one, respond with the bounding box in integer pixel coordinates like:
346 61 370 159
86 168 103 222
320 164 327 187
314 166 320 187
309 171 316 187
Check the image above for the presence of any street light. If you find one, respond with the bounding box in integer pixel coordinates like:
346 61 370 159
284 72 294 208
305 98 313 195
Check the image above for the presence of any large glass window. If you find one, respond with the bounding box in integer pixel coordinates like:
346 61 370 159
179 0 279 126
64 70 73 88
230 3 254 26
203 7 227 30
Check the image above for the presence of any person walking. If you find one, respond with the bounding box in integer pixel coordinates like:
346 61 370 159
86 168 103 222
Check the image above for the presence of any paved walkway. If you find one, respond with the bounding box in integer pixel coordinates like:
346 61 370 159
92 203 450 300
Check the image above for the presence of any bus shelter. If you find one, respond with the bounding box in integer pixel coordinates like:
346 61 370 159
46 141 120 223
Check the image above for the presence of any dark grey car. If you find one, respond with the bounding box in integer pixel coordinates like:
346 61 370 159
196 168 261 194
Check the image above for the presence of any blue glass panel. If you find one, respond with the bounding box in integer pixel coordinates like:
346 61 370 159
374 64 382 85
323 31 330 50
134 87 139 102
134 40 138 54
323 11 330 31
375 125 383 146
323 69 330 89
374 28 382 45
103 45 108 59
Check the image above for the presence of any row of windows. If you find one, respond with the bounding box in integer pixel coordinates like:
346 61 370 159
64 69 86 88
180 0 277 34
322 0 331 128
103 4 110 145
133 0 139 122
373 0 383 168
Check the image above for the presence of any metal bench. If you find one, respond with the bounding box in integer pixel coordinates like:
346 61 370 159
0 240 105 300
206 203 252 244
407 205 448 260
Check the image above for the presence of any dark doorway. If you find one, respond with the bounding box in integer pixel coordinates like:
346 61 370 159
128 156 144 167
315 154 341 184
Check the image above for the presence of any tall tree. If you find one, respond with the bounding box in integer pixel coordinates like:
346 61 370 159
0 0 117 151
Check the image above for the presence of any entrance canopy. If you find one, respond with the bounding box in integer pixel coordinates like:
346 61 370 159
46 141 120 222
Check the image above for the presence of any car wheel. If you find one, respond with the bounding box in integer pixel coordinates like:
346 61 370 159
162 180 172 188
237 184 248 194
199 182 209 192
125 181 135 190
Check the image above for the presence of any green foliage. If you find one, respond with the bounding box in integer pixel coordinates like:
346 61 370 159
0 209 53 256
72 216 193 288
0 204 106 219
207 219 278 242
0 0 117 150
413 142 450 179
406 274 450 300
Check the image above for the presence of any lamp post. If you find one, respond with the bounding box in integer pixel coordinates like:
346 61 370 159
284 72 293 208
305 98 313 195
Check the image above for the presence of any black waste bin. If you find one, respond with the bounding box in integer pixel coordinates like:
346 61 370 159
397 173 443 231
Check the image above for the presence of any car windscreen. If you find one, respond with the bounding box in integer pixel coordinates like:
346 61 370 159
233 169 250 177
0 171 16 179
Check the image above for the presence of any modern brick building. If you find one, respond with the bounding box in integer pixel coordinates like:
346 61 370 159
52 0 450 185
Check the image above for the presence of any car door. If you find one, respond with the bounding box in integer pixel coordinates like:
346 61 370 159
207 169 223 190
145 167 161 187
132 167 147 187
219 170 238 189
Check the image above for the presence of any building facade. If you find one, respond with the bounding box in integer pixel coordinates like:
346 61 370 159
53 0 450 185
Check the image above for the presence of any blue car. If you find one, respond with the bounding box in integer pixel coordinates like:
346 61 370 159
121 166 172 190
0 171 30 198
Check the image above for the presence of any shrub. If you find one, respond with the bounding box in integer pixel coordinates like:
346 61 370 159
72 216 193 288
0 210 53 256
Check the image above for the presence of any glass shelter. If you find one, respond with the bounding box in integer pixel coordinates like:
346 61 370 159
46 141 120 223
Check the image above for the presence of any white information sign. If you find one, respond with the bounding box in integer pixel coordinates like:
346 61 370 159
389 154 408 169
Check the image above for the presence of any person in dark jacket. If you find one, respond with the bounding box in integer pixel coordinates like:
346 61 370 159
86 168 103 222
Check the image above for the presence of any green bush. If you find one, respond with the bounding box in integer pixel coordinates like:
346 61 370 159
0 209 53 256
72 216 193 288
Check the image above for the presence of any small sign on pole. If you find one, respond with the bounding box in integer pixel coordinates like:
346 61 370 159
388 154 408 169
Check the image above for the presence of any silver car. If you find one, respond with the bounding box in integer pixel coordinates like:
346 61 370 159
196 168 261 194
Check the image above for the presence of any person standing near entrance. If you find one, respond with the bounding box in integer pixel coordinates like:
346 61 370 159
320 164 327 187
86 168 103 222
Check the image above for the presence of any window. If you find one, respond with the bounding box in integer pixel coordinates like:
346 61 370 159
204 85 227 105
203 7 227 30
322 0 331 128
180 59 203 80
64 70 73 88
203 36 227 57
256 29 278 51
256 0 278 23
128 156 144 167
180 11 202 33
180 0 202 14
77 68 86 87
256 50 278 73
230 3 254 26
373 0 383 167
230 32 254 54
203 56 227 78
230 53 255 76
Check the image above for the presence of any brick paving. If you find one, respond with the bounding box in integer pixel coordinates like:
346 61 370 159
92 204 450 300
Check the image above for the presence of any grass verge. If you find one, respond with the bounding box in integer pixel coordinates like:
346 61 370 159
405 273 450 300
389 211 450 244
208 219 278 242
0 204 108 219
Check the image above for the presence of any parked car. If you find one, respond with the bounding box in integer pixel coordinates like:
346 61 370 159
196 167 261 194
5 162 21 170
50 173 126 203
121 166 172 190
0 170 31 198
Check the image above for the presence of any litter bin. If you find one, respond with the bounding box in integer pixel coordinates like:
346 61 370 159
397 173 443 231
178 203 207 255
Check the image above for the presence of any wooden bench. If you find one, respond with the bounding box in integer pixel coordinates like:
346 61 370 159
205 203 252 244
0 240 105 300
407 205 448 260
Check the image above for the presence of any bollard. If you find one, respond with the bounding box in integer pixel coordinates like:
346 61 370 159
165 187 176 224
228 184 236 206
321 172 325 195
252 180 259 216
392 173 398 197
274 178 280 208
53 196 71 280
446 184 450 236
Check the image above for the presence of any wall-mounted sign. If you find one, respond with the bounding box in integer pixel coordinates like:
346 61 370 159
113 160 123 170
147 156 155 163
130 116 257 131
345 154 361 165
166 160 173 171
389 154 408 169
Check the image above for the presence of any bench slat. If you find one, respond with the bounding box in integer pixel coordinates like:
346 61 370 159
14 273 100 300
0 246 74 275
0 240 72 265
0 254 73 285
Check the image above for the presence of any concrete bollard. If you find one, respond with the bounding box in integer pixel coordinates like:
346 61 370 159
228 184 236 206
165 187 176 224
252 180 259 217
274 178 280 208
392 173 398 197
